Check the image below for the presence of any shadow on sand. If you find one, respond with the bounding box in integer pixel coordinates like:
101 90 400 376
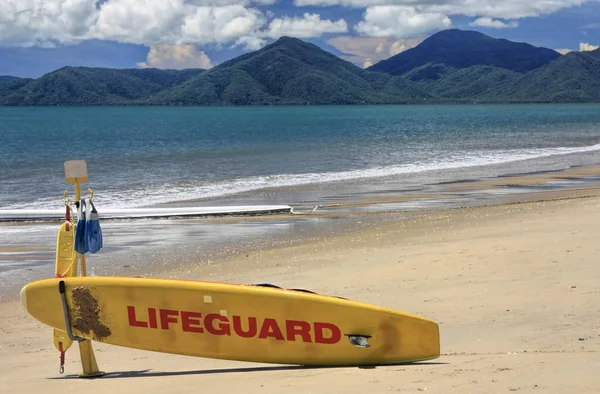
49 362 447 380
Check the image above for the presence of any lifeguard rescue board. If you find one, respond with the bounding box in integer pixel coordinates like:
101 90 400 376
20 277 440 366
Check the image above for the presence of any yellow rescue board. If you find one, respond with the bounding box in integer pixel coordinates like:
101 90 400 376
53 222 76 354
21 277 440 366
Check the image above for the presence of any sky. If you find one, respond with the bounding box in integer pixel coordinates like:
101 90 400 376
1 0 599 78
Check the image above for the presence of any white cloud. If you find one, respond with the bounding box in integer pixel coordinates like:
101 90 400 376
179 5 266 46
267 13 347 38
555 48 572 54
429 1 588 19
328 36 387 58
0 0 593 53
346 2 591 40
235 36 266 50
0 0 335 50
389 40 408 56
356 6 451 38
91 0 188 45
327 35 421 67
185 0 276 4
137 44 214 69
0 0 98 47
304 1 593 41
296 0 406 5
469 17 518 29
554 43 599 55
580 42 599 51
296 0 592 19
92 2 269 48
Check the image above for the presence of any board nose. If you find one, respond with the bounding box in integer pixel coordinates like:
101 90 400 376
20 284 28 312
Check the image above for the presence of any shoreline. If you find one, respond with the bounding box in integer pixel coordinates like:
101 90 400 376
156 164 600 213
2 185 599 392
2 164 600 302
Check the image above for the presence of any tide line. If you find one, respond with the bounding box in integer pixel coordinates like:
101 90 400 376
0 205 293 222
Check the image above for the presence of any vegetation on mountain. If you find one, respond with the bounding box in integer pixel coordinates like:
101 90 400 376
147 37 431 105
368 29 561 76
412 65 522 100
0 68 203 105
493 49 600 102
0 76 21 84
0 31 598 105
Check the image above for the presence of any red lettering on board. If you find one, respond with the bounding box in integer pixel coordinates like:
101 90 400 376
127 306 148 328
233 316 257 338
148 308 158 329
205 314 231 335
314 322 342 344
286 320 312 342
258 318 284 340
181 311 204 333
126 306 342 345
160 309 179 330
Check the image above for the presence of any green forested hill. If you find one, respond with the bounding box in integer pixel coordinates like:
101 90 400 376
0 76 22 84
406 52 600 103
0 32 599 105
367 29 560 76
0 68 204 105
492 49 600 102
410 65 522 100
147 37 431 105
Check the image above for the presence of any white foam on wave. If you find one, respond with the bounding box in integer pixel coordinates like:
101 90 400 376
6 143 600 210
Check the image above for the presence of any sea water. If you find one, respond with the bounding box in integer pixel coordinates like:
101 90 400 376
1 104 600 299
1 104 599 209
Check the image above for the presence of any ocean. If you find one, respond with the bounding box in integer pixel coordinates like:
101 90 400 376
1 104 600 300
1 104 600 210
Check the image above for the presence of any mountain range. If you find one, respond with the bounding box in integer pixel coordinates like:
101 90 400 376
368 29 561 75
1 29 599 105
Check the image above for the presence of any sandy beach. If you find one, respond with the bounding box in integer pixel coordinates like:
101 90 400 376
1 181 599 393
0 187 600 393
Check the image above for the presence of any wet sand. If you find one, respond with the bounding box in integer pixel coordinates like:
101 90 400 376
1 177 600 392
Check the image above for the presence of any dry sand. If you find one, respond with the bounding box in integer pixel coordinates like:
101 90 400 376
1 192 599 393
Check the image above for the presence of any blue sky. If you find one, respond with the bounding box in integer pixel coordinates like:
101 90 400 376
1 0 599 78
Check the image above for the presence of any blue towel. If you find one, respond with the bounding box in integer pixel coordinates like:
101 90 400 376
74 199 88 254
84 199 103 254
